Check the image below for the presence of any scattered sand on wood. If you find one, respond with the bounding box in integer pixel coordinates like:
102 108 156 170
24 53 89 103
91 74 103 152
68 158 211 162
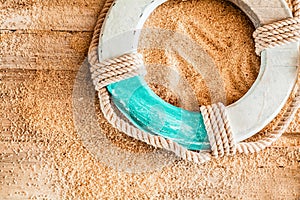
1 0 299 199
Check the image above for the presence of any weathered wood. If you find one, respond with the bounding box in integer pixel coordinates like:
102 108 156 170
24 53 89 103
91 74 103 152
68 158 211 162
0 0 299 199
0 142 60 199
0 30 92 70
0 0 102 31
0 140 299 199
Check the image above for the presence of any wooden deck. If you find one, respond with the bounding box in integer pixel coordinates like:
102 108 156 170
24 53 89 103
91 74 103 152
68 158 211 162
0 0 299 199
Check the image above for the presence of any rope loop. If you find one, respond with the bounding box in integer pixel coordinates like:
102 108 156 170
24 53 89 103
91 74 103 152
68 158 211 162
254 0 300 55
200 103 236 158
91 53 144 91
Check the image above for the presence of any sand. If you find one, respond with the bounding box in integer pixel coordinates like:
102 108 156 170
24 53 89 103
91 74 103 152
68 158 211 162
0 0 299 199
144 0 260 106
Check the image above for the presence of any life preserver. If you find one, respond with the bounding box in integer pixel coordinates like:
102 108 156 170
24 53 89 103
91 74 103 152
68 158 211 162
98 0 299 150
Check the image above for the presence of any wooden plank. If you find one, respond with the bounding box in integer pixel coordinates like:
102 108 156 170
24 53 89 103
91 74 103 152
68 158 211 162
0 30 92 70
0 142 60 200
0 70 77 199
0 0 103 31
0 140 299 199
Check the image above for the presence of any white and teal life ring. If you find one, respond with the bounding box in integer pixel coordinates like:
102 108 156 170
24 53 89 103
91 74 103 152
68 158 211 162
98 0 299 150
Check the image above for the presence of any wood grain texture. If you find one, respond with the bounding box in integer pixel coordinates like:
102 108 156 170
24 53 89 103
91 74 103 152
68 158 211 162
0 0 299 199
0 0 102 31
0 30 92 70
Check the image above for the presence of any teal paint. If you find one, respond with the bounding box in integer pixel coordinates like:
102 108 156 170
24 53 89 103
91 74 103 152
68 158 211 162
107 76 211 150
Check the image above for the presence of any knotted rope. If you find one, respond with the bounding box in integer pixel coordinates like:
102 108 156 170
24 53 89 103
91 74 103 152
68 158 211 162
254 0 300 55
200 103 236 158
91 53 144 91
88 0 300 163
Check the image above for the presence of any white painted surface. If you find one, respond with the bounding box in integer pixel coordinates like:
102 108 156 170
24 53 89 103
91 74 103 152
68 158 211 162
99 0 299 143
99 0 167 61
228 43 299 141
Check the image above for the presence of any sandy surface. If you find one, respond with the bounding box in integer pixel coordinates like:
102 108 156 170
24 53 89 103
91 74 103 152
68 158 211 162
144 0 260 106
0 0 299 199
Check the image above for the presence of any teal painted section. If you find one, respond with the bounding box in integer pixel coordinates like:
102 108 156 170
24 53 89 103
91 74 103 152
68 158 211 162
107 76 211 150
